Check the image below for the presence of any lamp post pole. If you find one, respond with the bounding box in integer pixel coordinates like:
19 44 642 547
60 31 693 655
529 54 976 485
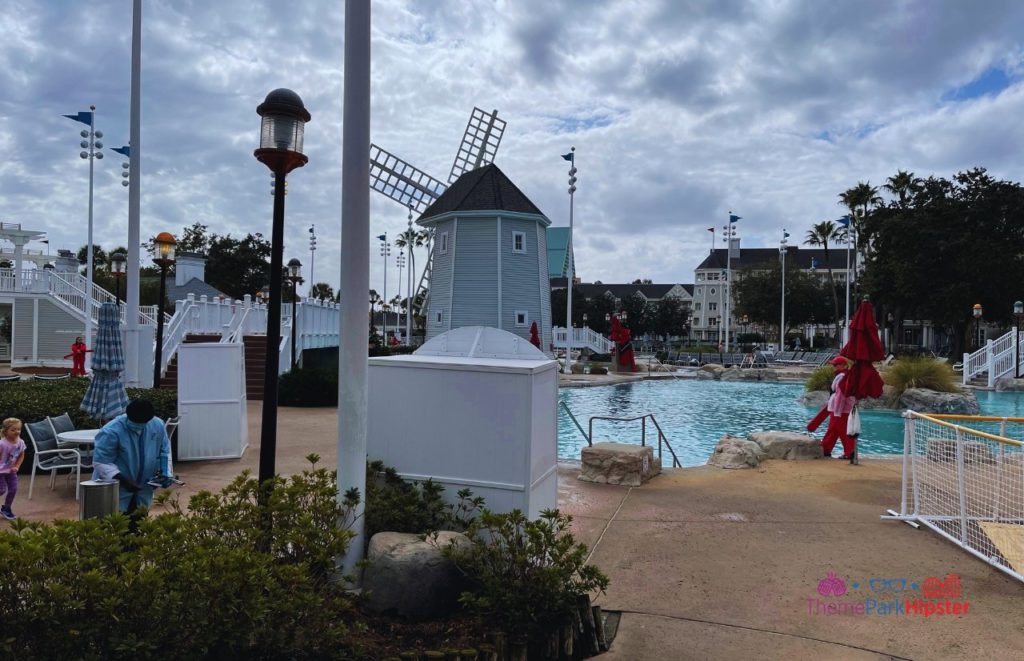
253 89 311 487
151 233 176 389
724 212 739 351
287 258 302 371
378 234 390 344
564 147 577 373
779 230 789 351
972 303 983 353
405 205 414 345
1014 301 1023 379
111 253 126 306
308 225 317 298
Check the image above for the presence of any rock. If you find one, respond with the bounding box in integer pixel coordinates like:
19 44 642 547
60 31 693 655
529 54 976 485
696 369 717 380
759 369 780 381
799 390 829 408
925 438 996 464
748 431 822 460
579 442 662 485
363 531 470 619
995 377 1024 392
899 388 980 415
858 385 898 410
707 435 765 469
719 366 743 381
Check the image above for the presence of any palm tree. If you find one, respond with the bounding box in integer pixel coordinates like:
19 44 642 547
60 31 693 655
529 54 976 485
395 227 426 319
883 170 918 207
804 221 842 333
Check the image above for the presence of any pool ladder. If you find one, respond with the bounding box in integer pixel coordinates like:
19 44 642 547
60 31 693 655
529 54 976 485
560 401 682 468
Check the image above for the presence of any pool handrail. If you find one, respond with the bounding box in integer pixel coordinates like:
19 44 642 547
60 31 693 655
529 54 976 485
560 401 591 445
587 413 683 468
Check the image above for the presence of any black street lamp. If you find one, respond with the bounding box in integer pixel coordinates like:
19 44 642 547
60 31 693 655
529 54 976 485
1014 301 1023 379
972 303 983 352
152 232 176 388
110 252 126 304
253 88 310 486
287 258 302 371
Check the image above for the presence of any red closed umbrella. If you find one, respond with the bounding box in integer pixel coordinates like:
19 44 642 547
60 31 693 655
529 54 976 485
839 299 885 399
529 320 541 349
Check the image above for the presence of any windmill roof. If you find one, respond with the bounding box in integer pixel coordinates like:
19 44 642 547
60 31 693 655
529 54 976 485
419 164 546 221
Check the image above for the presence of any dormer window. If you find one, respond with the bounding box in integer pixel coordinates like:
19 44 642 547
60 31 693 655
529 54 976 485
440 231 449 255
512 231 526 254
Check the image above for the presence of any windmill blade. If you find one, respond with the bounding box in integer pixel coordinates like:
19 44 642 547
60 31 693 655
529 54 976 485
370 144 446 214
448 107 506 184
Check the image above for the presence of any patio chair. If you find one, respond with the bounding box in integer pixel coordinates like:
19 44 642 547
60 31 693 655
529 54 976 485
33 373 71 381
23 419 86 501
165 415 181 441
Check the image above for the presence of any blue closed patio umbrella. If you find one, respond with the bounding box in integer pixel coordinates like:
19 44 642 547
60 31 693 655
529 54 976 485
81 303 129 421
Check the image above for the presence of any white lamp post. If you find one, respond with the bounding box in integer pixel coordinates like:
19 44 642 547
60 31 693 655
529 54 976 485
308 225 317 298
405 204 414 346
396 249 405 342
723 212 740 350
779 229 789 351
378 233 390 343
563 147 577 372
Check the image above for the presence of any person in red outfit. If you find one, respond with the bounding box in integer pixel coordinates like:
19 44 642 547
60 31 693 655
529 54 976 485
609 316 637 372
65 337 92 377
818 356 856 459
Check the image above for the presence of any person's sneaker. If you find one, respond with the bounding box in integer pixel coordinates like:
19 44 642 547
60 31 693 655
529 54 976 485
1 507 15 520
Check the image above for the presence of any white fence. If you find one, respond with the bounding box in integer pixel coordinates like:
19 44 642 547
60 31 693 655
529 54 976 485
552 326 613 354
962 329 1024 388
887 411 1024 583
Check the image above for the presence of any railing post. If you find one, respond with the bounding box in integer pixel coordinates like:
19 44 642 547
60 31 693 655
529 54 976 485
987 339 995 388
955 427 968 545
641 416 646 447
962 352 970 386
901 412 911 516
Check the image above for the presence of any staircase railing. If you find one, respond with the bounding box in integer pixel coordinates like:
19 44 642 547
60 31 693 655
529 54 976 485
553 326 613 354
156 299 198 379
587 413 682 468
962 329 1016 387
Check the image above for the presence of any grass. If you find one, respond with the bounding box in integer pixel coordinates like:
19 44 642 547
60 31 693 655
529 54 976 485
805 365 835 392
882 356 958 397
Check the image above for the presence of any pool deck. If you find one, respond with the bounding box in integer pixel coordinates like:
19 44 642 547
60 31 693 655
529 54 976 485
10 402 1024 659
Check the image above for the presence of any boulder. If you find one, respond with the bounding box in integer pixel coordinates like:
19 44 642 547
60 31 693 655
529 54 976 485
707 435 765 469
579 442 662 485
899 388 980 415
719 366 743 381
363 531 470 619
995 377 1024 392
858 385 898 410
748 431 822 460
799 390 829 408
696 369 717 380
925 438 996 464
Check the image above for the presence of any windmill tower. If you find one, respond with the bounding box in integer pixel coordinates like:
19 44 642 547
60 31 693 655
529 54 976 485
368 108 506 317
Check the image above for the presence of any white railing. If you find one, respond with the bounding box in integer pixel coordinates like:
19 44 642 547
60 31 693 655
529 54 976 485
0 342 9 361
885 412 1024 583
962 329 1019 387
156 299 200 379
553 326 613 354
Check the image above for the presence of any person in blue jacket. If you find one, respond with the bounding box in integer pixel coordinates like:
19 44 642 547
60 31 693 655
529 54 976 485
93 399 173 513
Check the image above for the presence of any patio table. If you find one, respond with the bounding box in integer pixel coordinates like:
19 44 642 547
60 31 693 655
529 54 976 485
57 429 101 447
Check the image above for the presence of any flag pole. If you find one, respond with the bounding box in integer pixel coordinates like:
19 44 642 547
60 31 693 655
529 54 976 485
563 148 577 373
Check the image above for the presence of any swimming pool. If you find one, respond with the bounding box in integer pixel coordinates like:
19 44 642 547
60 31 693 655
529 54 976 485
558 380 1024 466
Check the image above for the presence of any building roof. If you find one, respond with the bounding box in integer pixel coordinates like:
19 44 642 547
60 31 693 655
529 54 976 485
166 277 229 303
574 283 693 301
419 164 546 221
547 227 572 278
695 247 848 271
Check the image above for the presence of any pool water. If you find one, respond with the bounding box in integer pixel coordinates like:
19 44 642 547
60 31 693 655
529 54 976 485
558 381 1024 466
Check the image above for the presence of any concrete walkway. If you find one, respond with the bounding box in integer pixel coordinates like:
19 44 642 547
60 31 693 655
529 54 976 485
10 402 1024 659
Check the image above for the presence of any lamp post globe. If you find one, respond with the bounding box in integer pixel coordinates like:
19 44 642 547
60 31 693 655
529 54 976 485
110 252 127 304
152 232 177 389
254 88 311 488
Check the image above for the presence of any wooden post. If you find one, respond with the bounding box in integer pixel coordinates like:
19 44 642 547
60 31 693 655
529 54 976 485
477 643 498 661
560 623 574 659
578 595 599 654
485 632 506 660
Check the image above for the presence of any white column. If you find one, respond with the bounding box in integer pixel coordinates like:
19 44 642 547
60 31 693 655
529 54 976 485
338 0 371 576
123 0 144 386
12 240 25 290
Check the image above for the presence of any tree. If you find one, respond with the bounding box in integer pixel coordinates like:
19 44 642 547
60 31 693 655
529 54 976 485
883 170 919 208
176 222 212 254
733 261 834 336
650 297 689 339
77 244 108 270
620 291 649 335
631 278 652 285
310 282 334 300
804 221 842 336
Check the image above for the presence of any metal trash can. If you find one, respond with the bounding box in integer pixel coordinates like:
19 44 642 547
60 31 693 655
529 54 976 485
80 480 120 520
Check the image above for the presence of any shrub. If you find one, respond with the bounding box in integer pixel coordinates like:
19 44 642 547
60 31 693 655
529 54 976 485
588 353 611 362
0 379 177 429
278 367 338 407
805 365 835 392
570 363 586 374
444 509 609 642
589 365 608 375
364 460 483 541
883 357 958 396
0 456 365 660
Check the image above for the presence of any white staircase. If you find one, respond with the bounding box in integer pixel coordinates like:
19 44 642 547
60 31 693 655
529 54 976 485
552 326 613 354
962 329 1023 388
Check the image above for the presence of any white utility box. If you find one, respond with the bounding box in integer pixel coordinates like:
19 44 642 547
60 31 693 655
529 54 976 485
176 342 249 460
368 326 559 519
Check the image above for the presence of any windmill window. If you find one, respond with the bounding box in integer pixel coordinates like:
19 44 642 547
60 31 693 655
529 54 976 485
710 288 716 295
512 231 526 254
515 310 528 327
434 309 443 325
440 231 449 255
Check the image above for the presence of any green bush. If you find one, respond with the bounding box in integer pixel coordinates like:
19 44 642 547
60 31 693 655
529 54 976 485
0 379 177 429
883 357 958 396
444 509 609 642
805 365 836 392
0 456 365 660
364 460 483 541
278 367 338 407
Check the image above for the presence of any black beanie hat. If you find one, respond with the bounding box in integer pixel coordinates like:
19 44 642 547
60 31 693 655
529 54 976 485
126 399 155 424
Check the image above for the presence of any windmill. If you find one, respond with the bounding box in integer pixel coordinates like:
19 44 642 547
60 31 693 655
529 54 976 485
369 107 507 315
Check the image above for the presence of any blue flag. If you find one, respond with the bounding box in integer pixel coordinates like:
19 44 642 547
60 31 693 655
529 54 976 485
63 111 93 126
811 258 820 269
376 234 386 241
111 145 130 157
561 152 574 163
729 214 741 223
837 215 851 226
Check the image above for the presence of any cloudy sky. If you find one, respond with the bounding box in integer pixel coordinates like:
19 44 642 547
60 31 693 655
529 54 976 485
2 0 1024 299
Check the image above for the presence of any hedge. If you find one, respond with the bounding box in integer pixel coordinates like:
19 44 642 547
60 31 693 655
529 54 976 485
0 378 177 429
